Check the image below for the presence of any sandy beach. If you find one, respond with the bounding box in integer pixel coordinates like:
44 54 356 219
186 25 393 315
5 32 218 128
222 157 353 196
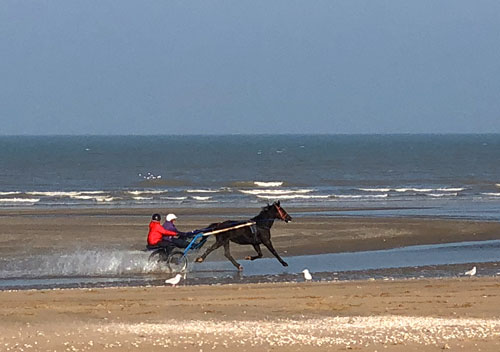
1 278 500 351
1 206 500 350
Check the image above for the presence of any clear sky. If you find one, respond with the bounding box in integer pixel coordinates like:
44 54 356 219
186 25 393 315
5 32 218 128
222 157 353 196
1 1 500 135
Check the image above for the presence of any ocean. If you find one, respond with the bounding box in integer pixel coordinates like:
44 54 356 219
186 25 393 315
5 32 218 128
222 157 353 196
1 134 500 219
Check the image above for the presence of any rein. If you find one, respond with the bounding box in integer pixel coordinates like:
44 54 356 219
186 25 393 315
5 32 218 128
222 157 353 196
274 204 288 221
250 204 289 229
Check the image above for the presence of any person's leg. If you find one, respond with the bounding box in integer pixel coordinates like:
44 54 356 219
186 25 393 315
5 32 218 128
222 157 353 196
156 239 173 248
168 237 190 248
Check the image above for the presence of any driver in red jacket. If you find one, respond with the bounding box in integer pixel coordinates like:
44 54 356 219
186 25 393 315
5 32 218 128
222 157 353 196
147 213 177 249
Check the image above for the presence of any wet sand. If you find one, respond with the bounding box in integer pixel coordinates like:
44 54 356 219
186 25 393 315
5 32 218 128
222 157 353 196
1 278 500 351
1 206 500 260
1 206 500 350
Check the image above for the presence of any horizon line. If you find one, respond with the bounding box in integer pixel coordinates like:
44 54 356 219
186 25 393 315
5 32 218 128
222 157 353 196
2 132 500 137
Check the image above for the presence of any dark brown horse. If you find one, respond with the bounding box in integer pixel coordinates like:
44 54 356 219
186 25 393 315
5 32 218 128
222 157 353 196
195 201 292 270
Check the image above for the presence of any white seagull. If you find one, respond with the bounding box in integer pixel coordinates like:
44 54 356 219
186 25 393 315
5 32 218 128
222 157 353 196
165 274 183 287
464 266 477 277
302 269 313 281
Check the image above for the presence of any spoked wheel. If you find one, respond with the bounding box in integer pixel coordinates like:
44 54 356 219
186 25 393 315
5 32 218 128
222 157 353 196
148 248 169 268
167 250 188 273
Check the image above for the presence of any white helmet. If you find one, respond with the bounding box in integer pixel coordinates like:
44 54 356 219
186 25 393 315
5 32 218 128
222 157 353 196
166 213 177 222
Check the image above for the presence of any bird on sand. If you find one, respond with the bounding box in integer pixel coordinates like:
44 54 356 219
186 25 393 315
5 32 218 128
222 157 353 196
464 266 477 277
302 269 313 281
165 274 182 286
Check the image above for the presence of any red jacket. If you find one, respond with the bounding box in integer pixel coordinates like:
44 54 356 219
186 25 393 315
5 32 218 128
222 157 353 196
148 221 177 245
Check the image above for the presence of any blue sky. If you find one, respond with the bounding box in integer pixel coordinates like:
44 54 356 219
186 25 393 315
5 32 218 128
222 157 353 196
1 1 500 135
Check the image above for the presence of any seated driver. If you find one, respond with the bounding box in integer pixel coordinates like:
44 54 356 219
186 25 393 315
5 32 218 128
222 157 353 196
162 213 193 248
147 213 181 249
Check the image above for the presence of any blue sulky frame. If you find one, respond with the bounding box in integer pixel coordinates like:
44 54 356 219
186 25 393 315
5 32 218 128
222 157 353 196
180 232 208 258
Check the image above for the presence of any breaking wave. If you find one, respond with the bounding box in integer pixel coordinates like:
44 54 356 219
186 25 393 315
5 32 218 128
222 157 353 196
26 191 108 196
359 187 464 193
190 196 212 201
239 189 313 195
256 194 329 200
127 190 168 195
0 198 40 203
334 194 389 199
187 189 225 193
482 192 500 197
254 181 283 187
427 193 458 198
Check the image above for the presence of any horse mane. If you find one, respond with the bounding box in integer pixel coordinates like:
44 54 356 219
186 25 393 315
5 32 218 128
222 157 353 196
251 203 275 222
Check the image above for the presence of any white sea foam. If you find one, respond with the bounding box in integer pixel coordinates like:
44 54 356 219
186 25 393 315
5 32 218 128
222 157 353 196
127 190 167 195
360 187 463 193
191 196 212 201
0 191 21 195
334 194 388 199
254 181 283 187
496 184 500 188
78 191 109 194
27 191 81 197
0 198 40 203
392 187 463 193
482 192 500 197
69 195 114 202
394 188 434 193
96 197 114 202
427 193 458 197
133 196 153 200
358 188 391 192
26 191 108 197
240 189 313 195
256 194 329 200
187 189 220 193
163 196 188 201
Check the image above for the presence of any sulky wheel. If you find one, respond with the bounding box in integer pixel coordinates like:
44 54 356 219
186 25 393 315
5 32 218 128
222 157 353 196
167 250 188 273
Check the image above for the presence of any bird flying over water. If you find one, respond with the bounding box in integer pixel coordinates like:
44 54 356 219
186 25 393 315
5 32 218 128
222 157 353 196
464 266 476 277
165 274 182 286
302 269 312 281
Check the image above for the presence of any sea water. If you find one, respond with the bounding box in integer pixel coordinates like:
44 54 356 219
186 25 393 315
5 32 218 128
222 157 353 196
1 134 500 219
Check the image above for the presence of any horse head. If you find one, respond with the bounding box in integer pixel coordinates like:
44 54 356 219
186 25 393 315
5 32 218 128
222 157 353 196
270 200 292 223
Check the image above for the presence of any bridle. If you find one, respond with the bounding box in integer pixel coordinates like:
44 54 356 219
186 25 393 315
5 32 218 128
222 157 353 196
274 203 288 221
252 203 289 229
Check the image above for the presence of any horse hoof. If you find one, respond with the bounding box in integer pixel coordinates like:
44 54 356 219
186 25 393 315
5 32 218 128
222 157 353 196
195 257 204 263
282 262 289 267
238 265 244 271
245 256 252 260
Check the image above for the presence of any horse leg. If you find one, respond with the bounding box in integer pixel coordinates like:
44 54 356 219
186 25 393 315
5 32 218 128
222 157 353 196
245 244 263 261
224 241 243 271
261 238 288 267
195 237 224 263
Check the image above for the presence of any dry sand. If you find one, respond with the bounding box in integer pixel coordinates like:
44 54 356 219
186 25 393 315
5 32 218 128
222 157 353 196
1 278 500 351
1 207 500 351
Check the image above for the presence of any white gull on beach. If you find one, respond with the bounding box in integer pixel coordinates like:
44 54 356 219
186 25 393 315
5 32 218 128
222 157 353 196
165 274 182 287
464 266 477 277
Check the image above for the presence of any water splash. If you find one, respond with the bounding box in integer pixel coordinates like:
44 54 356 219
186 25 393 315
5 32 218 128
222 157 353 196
0 249 161 279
